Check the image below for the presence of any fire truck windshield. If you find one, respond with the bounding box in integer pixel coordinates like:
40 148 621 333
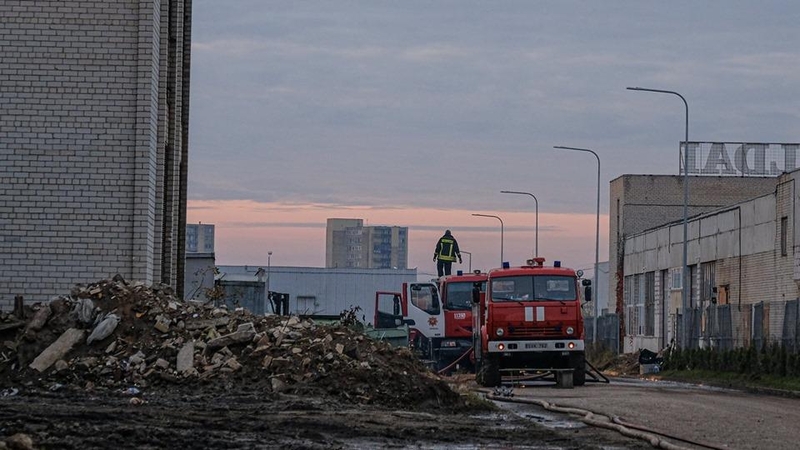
490 275 577 302
445 281 484 310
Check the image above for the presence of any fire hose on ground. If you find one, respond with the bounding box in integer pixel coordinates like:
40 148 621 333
484 392 727 450
436 346 474 375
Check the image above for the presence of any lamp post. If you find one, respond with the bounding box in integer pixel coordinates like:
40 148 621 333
461 250 472 272
267 251 273 314
472 213 504 267
500 190 539 257
627 86 689 349
552 146 600 345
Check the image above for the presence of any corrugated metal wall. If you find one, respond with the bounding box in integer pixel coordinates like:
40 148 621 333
217 266 417 325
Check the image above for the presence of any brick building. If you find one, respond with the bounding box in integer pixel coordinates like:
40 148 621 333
619 172 799 353
0 0 192 308
608 175 779 332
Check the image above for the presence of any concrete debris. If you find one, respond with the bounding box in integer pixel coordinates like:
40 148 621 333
0 276 462 409
4 433 35 450
176 342 194 373
153 315 171 333
25 306 52 333
28 328 85 372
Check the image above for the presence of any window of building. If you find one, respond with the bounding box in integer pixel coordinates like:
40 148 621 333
701 262 715 307
186 226 198 253
781 216 788 256
669 267 682 291
203 226 214 252
645 272 655 336
624 274 648 336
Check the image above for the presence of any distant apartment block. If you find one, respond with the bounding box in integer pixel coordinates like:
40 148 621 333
184 224 216 301
326 218 408 269
186 224 216 254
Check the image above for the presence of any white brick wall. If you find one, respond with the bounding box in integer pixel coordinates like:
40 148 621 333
623 172 799 350
0 0 190 309
610 174 779 323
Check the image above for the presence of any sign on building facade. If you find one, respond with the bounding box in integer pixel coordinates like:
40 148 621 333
681 142 800 177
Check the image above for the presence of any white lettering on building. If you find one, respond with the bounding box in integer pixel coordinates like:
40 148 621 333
680 142 799 177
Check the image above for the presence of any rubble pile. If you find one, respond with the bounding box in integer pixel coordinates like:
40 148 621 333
0 276 462 409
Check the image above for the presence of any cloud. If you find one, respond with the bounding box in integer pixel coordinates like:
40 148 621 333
187 1 800 266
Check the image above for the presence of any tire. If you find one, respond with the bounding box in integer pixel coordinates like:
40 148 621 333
478 355 501 387
571 352 586 386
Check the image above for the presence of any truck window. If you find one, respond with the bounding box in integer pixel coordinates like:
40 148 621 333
491 275 576 302
411 285 440 315
445 281 477 310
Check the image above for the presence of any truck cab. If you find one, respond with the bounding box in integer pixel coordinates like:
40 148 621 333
435 271 487 372
473 258 591 387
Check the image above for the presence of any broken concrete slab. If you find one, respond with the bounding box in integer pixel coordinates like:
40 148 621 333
205 322 256 352
176 342 194 373
29 328 85 372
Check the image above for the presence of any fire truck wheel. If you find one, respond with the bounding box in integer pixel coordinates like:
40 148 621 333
477 355 501 387
571 353 586 386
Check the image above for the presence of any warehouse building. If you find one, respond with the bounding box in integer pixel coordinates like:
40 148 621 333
213 265 417 323
621 170 800 353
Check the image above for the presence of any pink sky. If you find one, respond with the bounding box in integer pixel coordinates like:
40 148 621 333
188 200 609 277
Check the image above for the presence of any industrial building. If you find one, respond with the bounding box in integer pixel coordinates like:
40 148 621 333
214 265 417 323
620 170 800 353
607 174 779 350
0 0 192 309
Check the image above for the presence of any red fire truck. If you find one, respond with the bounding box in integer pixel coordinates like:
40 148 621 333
472 258 591 387
372 271 487 373
433 271 487 373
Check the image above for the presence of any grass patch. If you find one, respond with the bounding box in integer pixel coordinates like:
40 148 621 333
659 369 800 393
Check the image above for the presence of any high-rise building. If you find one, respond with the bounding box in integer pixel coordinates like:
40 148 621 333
0 1 192 308
184 223 216 301
186 224 216 254
326 219 408 269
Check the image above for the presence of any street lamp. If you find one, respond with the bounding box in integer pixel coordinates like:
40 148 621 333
627 86 689 349
461 250 472 272
472 214 504 267
500 190 539 257
267 251 273 314
552 146 600 345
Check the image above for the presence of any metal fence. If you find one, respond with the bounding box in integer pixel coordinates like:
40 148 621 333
678 299 800 351
783 299 799 351
586 313 620 354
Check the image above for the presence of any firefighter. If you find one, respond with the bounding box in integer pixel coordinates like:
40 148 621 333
433 230 462 277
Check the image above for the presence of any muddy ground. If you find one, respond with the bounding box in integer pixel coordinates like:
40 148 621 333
0 278 649 449
1 384 651 449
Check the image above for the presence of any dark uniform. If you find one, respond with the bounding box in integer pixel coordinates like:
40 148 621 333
433 230 462 277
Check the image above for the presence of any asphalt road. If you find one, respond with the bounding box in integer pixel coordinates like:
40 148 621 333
490 377 800 450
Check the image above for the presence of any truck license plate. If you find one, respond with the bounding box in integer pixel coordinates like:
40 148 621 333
525 343 547 349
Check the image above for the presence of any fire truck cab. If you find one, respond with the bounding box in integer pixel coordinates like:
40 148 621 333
473 258 591 387
435 271 487 372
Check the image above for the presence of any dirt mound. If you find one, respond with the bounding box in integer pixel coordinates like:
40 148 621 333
0 276 463 410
